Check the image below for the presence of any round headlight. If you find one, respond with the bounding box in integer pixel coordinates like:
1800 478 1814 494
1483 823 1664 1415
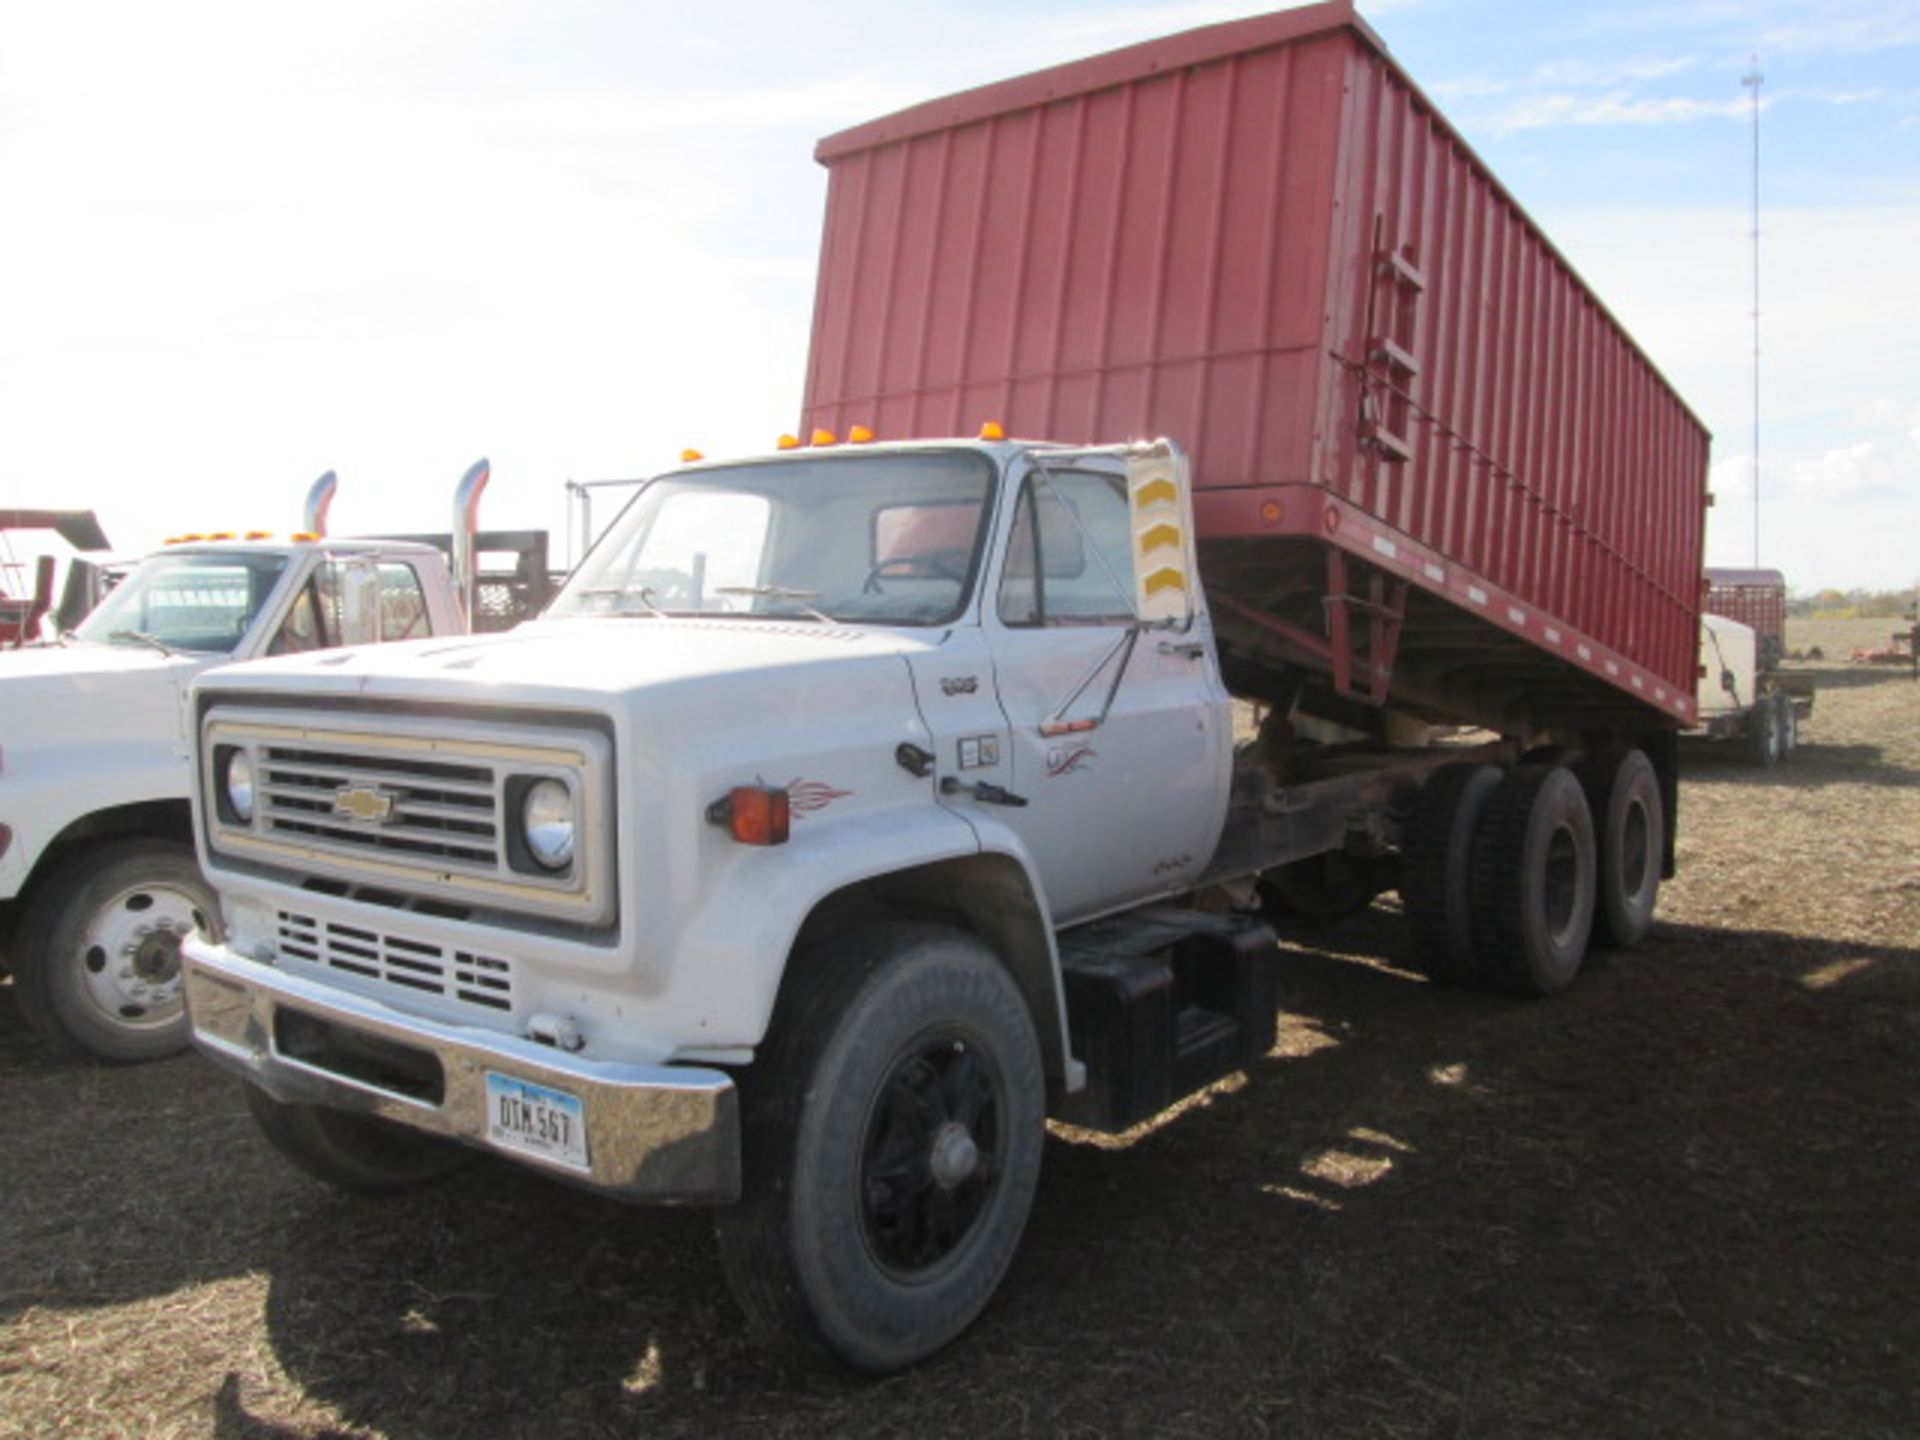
226 749 256 823
522 778 575 871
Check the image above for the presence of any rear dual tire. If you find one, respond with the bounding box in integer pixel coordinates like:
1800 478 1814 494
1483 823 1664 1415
1746 698 1782 768
1579 749 1662 951
1468 766 1597 996
1774 694 1799 759
1403 763 1502 986
1412 756 1656 994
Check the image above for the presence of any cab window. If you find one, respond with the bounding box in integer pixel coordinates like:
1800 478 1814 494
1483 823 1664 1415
377 563 430 639
998 468 1137 626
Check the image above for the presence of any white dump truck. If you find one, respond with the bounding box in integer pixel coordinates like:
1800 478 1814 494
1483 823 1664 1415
176 6 1711 1373
0 463 534 1061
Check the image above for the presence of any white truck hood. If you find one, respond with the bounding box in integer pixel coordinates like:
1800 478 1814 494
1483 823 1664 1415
192 617 943 709
0 643 210 750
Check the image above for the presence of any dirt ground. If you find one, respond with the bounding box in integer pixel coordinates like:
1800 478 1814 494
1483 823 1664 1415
2 617 1915 1439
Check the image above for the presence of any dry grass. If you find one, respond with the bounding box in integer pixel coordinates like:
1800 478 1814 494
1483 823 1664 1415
2 620 1916 1437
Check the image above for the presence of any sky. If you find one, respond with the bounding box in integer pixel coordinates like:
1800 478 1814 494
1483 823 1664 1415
1 0 1916 594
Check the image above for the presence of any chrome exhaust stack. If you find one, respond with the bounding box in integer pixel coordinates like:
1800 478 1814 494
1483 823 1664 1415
452 457 491 627
302 471 339 537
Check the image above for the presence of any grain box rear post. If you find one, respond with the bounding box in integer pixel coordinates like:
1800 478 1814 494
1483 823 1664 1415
806 0 1709 739
1704 567 1787 667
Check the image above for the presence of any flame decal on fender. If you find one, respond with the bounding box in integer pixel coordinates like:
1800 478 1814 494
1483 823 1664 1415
762 778 853 816
1046 745 1096 778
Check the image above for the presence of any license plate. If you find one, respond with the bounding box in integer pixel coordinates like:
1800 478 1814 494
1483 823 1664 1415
485 1072 589 1172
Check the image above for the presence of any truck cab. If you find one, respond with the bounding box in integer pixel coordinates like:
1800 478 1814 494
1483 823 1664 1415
179 437 1280 1360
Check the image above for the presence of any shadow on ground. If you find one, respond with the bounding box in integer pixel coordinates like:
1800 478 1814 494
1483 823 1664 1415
9 907 1908 1439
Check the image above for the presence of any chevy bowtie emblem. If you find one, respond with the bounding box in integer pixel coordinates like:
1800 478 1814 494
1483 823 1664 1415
333 784 397 824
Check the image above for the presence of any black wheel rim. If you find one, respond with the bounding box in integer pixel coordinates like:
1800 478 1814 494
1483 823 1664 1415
860 1034 1001 1279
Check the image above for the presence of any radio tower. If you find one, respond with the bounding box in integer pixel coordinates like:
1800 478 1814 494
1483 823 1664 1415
1742 57 1763 567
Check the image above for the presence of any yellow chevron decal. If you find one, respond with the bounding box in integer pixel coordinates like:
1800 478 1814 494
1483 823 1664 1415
1133 477 1179 509
1142 566 1188 597
1138 520 1183 553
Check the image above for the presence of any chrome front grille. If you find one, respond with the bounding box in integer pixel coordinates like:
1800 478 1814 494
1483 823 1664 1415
258 744 502 871
202 710 613 926
278 910 514 1013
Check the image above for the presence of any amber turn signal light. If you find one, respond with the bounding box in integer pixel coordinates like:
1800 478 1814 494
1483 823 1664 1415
706 785 791 845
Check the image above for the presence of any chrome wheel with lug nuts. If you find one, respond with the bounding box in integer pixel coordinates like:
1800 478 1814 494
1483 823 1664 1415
13 838 221 1063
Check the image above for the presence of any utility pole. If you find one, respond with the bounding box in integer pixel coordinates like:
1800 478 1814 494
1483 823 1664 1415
1742 57 1763 568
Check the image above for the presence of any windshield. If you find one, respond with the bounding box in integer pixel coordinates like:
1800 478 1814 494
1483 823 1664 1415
550 451 996 627
73 551 290 654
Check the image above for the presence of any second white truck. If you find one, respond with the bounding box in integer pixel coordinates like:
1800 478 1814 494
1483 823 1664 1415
0 464 532 1061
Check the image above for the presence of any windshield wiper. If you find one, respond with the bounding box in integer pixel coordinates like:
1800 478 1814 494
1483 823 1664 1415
714 586 836 625
109 629 179 657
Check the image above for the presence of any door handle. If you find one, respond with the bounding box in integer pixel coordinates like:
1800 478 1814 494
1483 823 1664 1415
940 777 1030 807
1158 640 1207 659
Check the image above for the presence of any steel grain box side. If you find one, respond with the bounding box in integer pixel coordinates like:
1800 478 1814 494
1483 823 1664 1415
807 0 1708 727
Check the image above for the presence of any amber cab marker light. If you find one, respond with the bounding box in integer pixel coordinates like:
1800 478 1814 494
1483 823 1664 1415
244 530 272 540
681 448 704 463
706 786 791 846
849 425 876 444
290 531 320 543
979 420 1006 441
811 428 838 447
209 531 236 541
777 434 801 451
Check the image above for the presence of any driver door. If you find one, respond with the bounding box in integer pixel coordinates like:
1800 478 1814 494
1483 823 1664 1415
983 451 1230 922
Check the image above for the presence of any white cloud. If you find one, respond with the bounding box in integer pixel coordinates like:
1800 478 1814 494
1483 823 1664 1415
1710 454 1755 500
1566 1 1920 58
1785 442 1905 504
1530 54 1699 87
1478 91 1751 133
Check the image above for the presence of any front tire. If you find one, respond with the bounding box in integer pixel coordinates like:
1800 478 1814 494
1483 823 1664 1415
12 838 220 1063
243 1083 478 1195
714 923 1046 1373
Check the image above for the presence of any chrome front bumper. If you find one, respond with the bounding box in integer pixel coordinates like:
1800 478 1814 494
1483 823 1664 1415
183 937 739 1204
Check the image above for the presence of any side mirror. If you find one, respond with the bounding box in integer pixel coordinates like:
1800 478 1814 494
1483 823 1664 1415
1126 441 1195 630
338 559 382 646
